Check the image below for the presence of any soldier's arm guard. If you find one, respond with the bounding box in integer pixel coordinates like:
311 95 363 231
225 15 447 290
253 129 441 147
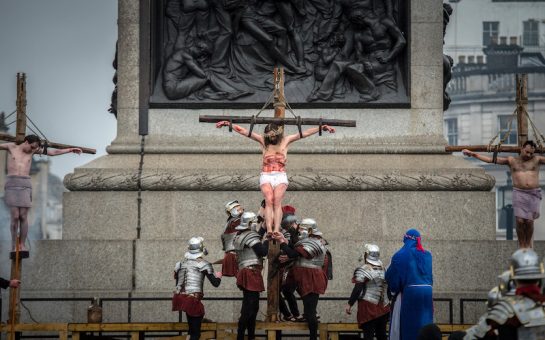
463 315 492 339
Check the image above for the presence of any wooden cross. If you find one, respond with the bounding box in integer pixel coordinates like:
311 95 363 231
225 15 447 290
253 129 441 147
2 73 96 340
0 73 96 154
446 74 543 154
200 67 355 323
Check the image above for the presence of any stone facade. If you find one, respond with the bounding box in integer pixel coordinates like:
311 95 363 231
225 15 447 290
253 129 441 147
0 0 514 328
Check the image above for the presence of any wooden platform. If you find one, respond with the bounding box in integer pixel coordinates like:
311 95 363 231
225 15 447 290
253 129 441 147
0 322 471 339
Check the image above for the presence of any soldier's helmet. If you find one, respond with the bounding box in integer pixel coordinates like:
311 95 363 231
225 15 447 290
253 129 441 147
510 248 545 280
236 211 258 231
185 236 208 259
225 200 242 217
300 218 322 236
360 244 382 266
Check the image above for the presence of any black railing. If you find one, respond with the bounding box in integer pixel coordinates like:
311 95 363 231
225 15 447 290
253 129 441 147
459 298 487 324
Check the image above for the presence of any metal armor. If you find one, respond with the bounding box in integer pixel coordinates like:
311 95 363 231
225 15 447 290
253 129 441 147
511 248 545 280
353 264 389 306
464 295 545 340
234 230 263 269
295 237 326 269
221 232 236 252
175 258 214 294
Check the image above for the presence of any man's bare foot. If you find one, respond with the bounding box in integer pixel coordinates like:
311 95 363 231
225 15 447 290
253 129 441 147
18 243 28 252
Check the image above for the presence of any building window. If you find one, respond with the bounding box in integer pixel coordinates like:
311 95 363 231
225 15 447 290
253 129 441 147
498 115 518 145
483 21 499 46
523 20 539 46
445 118 458 145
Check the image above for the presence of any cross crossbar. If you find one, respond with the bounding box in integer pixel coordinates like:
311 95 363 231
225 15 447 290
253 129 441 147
446 145 544 154
199 115 356 127
0 133 96 154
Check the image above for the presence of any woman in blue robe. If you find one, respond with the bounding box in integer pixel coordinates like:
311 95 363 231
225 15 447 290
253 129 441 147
385 229 433 340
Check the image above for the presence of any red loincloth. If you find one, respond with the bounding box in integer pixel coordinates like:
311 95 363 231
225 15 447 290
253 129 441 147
172 293 205 317
357 299 390 325
292 266 327 297
222 252 238 277
236 266 265 292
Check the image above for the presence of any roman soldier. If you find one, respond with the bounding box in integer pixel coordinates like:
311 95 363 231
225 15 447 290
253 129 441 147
172 237 222 340
277 218 328 340
464 248 545 339
345 244 390 340
221 200 243 276
234 211 269 340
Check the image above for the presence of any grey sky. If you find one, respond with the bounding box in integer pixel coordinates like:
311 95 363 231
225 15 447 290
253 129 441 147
0 0 117 180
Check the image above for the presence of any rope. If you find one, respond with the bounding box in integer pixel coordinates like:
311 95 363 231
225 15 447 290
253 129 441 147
254 91 275 118
525 110 545 148
3 109 16 120
19 300 38 323
487 108 517 152
6 120 16 127
25 113 49 141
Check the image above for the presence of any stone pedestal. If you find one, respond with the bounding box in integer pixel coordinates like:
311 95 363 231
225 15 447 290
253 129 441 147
0 0 513 327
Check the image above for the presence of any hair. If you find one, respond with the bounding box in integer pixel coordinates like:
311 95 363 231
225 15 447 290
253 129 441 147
263 123 283 147
24 135 41 146
523 140 537 148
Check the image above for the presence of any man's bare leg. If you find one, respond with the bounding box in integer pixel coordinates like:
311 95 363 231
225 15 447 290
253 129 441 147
18 207 29 251
261 184 275 235
9 207 20 251
526 220 535 248
272 184 288 234
516 217 531 248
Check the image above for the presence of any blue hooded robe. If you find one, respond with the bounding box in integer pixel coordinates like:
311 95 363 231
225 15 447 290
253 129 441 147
385 229 433 340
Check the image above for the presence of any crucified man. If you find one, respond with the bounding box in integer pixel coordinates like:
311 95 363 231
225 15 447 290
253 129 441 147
1 135 82 251
216 122 335 236
463 140 544 248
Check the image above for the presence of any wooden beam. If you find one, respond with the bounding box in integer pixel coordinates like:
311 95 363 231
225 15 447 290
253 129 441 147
199 115 356 127
0 133 96 154
516 74 528 147
446 145 545 153
15 73 27 144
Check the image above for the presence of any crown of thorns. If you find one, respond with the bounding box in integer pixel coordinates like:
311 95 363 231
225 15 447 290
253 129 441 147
264 126 284 137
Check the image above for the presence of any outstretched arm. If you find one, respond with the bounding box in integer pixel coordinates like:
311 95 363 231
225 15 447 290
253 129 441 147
46 147 82 156
284 125 335 145
462 149 509 165
0 143 14 151
537 156 545 164
216 121 264 146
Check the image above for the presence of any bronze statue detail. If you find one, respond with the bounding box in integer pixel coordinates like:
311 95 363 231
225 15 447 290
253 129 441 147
151 0 408 106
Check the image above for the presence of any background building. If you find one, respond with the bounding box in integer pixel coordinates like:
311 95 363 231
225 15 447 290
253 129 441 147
444 0 545 239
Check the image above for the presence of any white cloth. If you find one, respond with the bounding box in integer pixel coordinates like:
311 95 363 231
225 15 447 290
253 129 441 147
259 171 288 189
389 292 402 340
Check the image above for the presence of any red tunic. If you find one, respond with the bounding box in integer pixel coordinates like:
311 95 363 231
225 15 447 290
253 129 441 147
222 252 238 277
357 299 390 325
222 218 240 276
292 247 328 297
172 293 205 317
236 266 265 292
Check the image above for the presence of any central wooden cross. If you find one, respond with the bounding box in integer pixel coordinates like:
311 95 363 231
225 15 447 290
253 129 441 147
200 67 356 322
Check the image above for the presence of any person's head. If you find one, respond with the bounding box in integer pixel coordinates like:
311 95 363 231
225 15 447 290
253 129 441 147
359 243 382 267
299 218 322 238
447 331 466 340
510 248 545 286
225 200 243 218
403 228 426 252
521 140 537 160
263 123 283 147
191 38 212 58
22 134 42 153
417 324 442 340
235 211 258 231
185 236 208 259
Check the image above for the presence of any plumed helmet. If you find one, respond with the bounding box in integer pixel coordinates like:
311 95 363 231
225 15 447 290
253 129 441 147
225 200 242 217
361 243 382 266
236 211 258 231
510 248 545 280
185 236 208 260
299 218 322 236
